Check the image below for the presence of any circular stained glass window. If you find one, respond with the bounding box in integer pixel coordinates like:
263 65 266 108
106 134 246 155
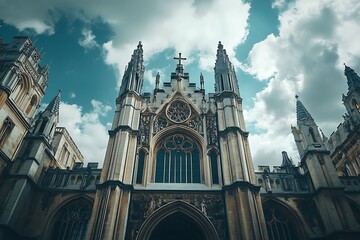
166 99 191 123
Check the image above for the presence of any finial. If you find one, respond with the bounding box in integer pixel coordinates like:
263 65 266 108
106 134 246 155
200 73 204 90
218 41 223 49
137 41 142 49
155 72 160 89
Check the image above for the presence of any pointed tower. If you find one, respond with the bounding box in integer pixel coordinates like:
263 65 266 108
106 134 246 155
32 90 61 139
291 96 359 234
214 43 267 240
0 36 48 175
0 91 61 232
87 43 145 240
118 41 145 97
342 64 360 123
214 41 240 96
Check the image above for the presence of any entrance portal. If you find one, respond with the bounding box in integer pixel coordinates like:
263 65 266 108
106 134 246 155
150 212 205 240
136 200 219 240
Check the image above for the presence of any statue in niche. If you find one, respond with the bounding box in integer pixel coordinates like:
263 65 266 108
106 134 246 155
201 200 207 216
146 198 156 217
263 169 272 193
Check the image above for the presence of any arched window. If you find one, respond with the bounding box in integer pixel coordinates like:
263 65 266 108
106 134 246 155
51 199 92 240
309 127 317 143
352 98 360 112
263 201 304 240
136 150 146 184
155 134 200 183
25 94 37 115
220 75 225 91
0 117 15 148
209 150 219 184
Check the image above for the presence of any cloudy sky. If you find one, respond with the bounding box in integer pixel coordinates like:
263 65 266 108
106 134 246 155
1 0 359 168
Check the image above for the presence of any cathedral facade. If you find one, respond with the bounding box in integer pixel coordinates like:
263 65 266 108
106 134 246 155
0 36 359 240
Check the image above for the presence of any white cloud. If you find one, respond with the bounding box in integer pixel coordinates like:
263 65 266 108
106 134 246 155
58 100 111 167
244 0 360 167
0 0 250 85
78 28 99 49
69 92 76 98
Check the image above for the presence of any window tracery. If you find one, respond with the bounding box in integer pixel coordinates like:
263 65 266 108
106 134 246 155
51 200 92 240
155 134 200 183
264 207 298 240
166 99 191 123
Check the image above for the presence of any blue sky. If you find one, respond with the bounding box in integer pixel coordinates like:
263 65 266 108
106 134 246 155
1 0 359 167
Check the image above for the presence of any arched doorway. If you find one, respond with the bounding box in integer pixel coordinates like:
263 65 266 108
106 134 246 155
150 212 205 240
137 201 219 240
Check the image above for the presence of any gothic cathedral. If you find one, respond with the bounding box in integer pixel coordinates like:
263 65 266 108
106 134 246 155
0 36 360 240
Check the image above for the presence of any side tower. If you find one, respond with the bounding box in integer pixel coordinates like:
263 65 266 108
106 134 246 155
292 97 359 236
326 65 360 176
343 64 360 123
214 42 267 240
0 37 48 175
0 91 60 238
87 42 145 239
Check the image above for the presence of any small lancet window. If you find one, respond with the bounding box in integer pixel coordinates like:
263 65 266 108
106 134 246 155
0 117 15 147
136 150 146 184
220 75 225 91
309 127 317 143
209 150 219 184
25 94 37 115
352 98 360 112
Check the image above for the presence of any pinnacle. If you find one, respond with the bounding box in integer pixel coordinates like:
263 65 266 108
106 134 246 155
295 96 313 122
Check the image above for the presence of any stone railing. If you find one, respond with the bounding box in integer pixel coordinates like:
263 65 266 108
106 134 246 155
40 164 101 190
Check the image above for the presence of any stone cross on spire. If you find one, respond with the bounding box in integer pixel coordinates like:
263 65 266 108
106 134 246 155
174 53 186 76
174 53 186 65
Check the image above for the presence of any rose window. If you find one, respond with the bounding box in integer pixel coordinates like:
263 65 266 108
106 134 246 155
166 100 191 123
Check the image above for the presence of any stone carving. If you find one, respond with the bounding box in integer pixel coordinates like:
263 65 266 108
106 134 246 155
166 99 191 123
206 114 218 146
138 115 151 145
153 115 168 133
188 116 203 133
201 199 207 216
146 198 156 217
263 169 272 193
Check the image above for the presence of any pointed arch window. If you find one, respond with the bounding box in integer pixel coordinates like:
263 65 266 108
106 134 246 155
51 199 92 240
25 94 37 116
136 150 146 184
155 134 200 183
220 75 225 91
0 117 15 148
309 127 317 143
209 150 219 184
352 98 360 112
263 201 304 240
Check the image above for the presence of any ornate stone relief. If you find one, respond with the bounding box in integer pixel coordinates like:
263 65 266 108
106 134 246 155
166 99 191 123
153 115 168 133
138 114 151 146
153 99 204 135
206 114 218 146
